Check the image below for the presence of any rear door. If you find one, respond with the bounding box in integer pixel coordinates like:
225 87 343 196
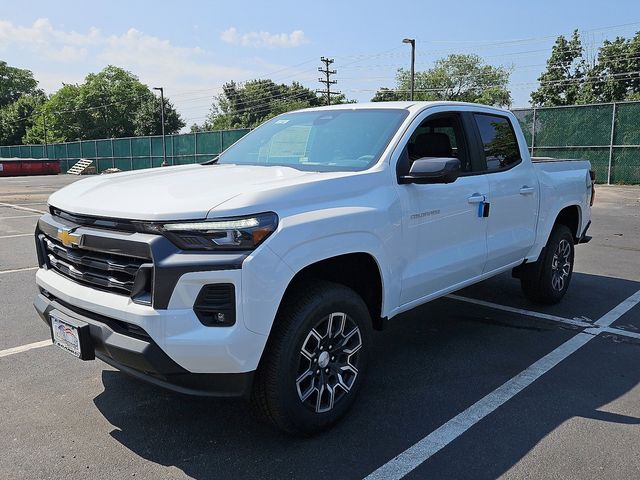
395 110 490 305
471 113 538 273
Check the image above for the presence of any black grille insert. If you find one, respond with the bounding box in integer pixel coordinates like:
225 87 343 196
42 234 150 297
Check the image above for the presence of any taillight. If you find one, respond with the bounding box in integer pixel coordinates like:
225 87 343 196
589 170 596 206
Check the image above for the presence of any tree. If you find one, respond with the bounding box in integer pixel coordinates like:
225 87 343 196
371 54 512 107
0 61 41 109
193 79 345 131
531 30 640 106
25 66 184 143
530 30 586 106
23 84 81 144
0 93 46 145
133 96 184 136
371 87 401 102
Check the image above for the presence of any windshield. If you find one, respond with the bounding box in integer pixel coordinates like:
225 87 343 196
216 109 409 172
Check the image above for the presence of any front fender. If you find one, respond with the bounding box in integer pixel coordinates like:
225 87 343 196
240 230 394 336
260 207 400 327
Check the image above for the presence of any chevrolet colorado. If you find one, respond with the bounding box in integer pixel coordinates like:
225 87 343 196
34 102 594 434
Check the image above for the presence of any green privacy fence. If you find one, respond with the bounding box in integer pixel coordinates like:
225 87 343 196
0 129 251 174
512 101 640 184
2 102 640 183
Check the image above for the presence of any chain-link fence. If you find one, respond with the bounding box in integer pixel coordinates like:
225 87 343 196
513 101 640 184
1 102 640 183
0 129 250 174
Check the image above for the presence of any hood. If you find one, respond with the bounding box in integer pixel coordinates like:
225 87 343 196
48 164 312 221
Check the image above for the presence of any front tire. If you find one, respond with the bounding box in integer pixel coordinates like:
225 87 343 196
521 224 575 304
251 280 372 435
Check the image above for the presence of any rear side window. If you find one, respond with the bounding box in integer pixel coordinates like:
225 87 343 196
474 114 521 171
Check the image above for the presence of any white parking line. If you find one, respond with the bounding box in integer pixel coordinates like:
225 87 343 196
0 233 33 239
0 340 51 358
365 289 640 480
0 214 40 219
446 294 593 328
0 202 46 214
0 266 38 275
10 202 48 207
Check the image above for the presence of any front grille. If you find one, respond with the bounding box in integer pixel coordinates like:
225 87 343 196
42 235 149 296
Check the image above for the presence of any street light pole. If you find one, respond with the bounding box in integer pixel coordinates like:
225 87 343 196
42 112 49 159
402 38 416 101
153 87 167 166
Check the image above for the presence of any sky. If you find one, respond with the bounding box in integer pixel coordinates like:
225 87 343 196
1 0 639 130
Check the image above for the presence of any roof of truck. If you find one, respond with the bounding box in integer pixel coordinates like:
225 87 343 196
300 101 511 114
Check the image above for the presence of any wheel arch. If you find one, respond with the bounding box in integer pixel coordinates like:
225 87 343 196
277 252 386 331
524 203 582 263
553 204 581 242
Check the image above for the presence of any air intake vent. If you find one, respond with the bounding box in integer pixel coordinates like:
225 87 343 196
193 284 236 327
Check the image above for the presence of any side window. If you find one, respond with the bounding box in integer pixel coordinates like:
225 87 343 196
405 114 471 172
473 114 521 171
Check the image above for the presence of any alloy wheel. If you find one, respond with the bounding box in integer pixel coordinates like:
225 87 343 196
295 312 362 413
551 239 572 291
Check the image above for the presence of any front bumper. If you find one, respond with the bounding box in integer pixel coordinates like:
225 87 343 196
35 266 269 374
33 210 296 394
34 292 254 397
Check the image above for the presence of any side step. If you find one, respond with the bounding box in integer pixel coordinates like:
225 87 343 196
67 158 94 175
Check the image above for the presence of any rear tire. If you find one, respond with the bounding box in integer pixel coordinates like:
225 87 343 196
521 224 575 304
250 280 372 435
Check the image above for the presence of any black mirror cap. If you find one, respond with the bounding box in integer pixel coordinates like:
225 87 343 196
399 157 461 185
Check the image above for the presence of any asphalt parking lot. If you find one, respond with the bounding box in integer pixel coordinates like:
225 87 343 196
1 175 639 480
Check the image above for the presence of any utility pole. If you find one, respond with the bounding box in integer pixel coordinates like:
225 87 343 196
153 87 167 166
317 57 339 106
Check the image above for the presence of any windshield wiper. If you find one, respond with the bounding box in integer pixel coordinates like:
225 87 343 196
201 155 220 165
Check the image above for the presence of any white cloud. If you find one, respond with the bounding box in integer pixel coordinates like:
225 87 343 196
220 27 308 48
0 19 280 129
0 19 320 130
0 18 99 63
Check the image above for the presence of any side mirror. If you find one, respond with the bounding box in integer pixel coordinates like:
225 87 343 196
399 157 461 185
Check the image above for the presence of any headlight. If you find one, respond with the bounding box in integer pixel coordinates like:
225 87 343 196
161 212 278 251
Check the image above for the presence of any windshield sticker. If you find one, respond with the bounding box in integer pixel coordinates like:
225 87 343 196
275 119 290 124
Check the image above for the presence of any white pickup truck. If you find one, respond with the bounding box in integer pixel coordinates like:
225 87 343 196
34 102 594 434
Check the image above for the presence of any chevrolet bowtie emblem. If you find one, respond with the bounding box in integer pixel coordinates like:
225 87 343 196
57 228 82 248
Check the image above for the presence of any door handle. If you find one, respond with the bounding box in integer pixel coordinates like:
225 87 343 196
520 186 535 195
467 194 485 204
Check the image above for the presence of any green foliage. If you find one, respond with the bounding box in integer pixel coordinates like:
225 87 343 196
371 87 401 102
371 54 512 107
24 84 82 144
590 32 640 102
0 93 46 145
25 66 184 143
531 30 586 106
0 61 41 108
133 96 184 136
531 30 640 106
0 61 45 145
193 79 348 131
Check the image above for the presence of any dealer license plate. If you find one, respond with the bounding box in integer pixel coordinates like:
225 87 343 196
51 315 82 357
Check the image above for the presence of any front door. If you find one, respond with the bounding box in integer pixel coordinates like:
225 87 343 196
395 112 490 305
